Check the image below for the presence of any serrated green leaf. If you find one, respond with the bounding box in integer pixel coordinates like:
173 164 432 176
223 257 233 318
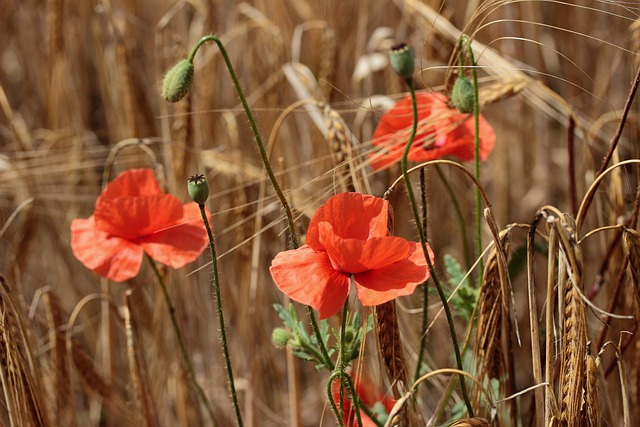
442 254 479 322
444 254 470 289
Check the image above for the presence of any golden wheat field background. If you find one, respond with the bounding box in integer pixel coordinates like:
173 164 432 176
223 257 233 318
2 0 640 426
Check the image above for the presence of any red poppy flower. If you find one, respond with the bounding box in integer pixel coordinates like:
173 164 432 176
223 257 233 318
369 92 495 170
331 374 396 427
269 192 433 319
71 168 209 282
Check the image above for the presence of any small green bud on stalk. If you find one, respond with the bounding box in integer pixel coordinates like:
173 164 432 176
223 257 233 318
187 174 209 205
451 75 475 114
162 59 194 103
389 42 415 80
271 328 292 348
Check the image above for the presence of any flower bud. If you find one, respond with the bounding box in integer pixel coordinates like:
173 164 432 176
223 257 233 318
343 328 356 345
187 174 209 205
271 328 292 348
162 59 194 103
389 43 415 80
451 75 475 114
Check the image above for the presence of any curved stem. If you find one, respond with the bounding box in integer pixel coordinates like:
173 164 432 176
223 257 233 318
327 371 345 427
190 35 297 248
146 256 218 426
401 78 474 416
187 35 331 370
198 204 244 427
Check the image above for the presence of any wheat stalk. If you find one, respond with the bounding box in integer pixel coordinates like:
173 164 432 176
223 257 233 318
0 275 50 427
44 291 74 426
124 290 160 427
556 223 587 427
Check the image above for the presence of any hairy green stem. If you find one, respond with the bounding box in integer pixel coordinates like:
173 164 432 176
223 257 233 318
327 371 346 427
187 35 331 371
462 35 484 283
189 36 297 248
146 256 218 426
414 168 429 382
198 204 243 427
401 78 474 416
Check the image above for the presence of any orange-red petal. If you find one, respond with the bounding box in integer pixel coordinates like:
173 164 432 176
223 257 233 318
354 242 433 306
94 194 184 239
97 168 162 204
306 193 389 250
317 222 414 274
369 92 495 170
70 216 144 282
269 245 350 319
139 223 208 269
372 93 439 143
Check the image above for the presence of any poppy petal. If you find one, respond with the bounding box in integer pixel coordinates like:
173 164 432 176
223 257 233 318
94 194 184 239
317 222 417 274
354 242 433 306
369 91 495 170
70 216 144 282
139 221 208 268
306 193 389 250
97 168 162 204
372 93 439 143
269 245 350 319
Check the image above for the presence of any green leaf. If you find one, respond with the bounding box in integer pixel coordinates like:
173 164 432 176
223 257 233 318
441 254 479 322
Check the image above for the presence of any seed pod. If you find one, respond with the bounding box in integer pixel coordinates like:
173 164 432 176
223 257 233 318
162 59 194 103
389 42 415 80
187 174 209 205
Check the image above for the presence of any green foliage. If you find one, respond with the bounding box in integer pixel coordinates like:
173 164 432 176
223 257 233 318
432 254 479 322
331 311 373 364
273 303 373 371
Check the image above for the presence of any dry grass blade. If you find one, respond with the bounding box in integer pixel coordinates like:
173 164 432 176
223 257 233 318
478 76 529 107
323 103 356 192
631 17 640 67
450 417 491 427
124 291 160 427
66 324 127 422
622 228 640 321
0 275 50 427
43 291 74 426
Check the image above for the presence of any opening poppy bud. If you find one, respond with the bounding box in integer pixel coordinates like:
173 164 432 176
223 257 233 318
162 59 194 103
389 42 415 79
271 328 292 348
187 174 209 205
451 75 475 114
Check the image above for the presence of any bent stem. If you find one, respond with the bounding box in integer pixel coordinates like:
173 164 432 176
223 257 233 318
146 255 217 426
197 204 244 427
188 35 330 366
401 78 474 416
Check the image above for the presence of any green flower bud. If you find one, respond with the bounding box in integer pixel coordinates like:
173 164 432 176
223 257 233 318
162 59 194 103
187 174 209 205
271 328 292 348
389 42 415 80
451 75 475 114
343 328 356 345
